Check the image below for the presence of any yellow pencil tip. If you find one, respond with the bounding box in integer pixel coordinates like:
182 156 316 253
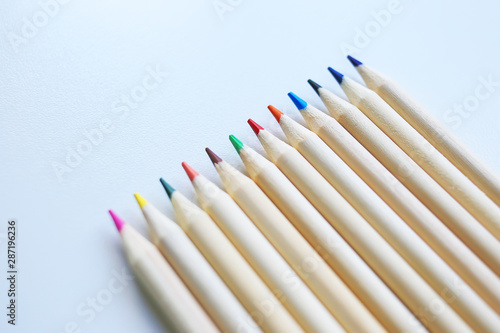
134 193 148 208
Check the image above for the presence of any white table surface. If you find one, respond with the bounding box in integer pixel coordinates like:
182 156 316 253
1 0 499 332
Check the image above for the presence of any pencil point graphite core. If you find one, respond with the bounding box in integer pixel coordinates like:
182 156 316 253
229 135 244 154
267 105 283 122
182 162 199 182
347 55 363 67
288 92 308 110
248 119 263 135
160 178 175 199
109 210 125 232
307 79 322 96
134 193 148 209
328 67 344 84
206 147 223 165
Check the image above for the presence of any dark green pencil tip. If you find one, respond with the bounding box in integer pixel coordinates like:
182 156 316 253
160 178 175 199
229 135 244 154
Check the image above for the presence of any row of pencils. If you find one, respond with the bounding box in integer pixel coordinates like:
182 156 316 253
108 56 500 333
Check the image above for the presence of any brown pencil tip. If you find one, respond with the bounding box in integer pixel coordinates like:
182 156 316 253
205 147 223 165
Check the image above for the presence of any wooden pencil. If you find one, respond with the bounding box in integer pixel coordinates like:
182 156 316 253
293 90 500 313
348 55 500 208
182 161 337 333
108 210 219 333
134 193 261 333
229 135 426 333
268 105 500 331
164 185 302 333
329 67 500 239
248 119 472 333
310 81 500 275
205 147 363 333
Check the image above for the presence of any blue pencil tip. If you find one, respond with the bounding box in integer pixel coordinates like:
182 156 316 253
288 92 308 110
307 79 322 96
328 67 344 84
160 178 175 199
347 55 363 67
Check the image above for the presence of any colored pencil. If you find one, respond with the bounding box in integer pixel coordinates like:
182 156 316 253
348 55 500 208
163 184 301 333
205 147 362 333
229 135 425 333
293 90 500 313
329 67 500 239
309 80 500 275
182 161 337 333
134 193 261 333
248 119 472 333
108 210 219 333
268 105 500 331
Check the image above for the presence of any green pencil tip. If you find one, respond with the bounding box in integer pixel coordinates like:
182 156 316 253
229 135 244 155
160 178 175 199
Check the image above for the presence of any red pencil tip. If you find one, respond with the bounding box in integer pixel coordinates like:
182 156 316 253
267 105 283 123
182 161 199 181
248 119 264 135
109 210 125 232
206 147 223 165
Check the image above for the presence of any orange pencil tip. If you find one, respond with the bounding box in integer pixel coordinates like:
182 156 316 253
267 105 283 122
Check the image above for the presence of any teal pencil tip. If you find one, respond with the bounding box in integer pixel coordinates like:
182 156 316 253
160 178 175 199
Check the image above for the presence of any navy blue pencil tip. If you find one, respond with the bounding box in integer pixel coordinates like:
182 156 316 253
328 67 344 84
307 79 322 96
288 92 308 110
347 55 363 67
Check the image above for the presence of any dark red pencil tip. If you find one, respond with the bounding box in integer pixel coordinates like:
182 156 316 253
206 147 223 165
267 105 283 123
182 161 199 181
248 119 264 135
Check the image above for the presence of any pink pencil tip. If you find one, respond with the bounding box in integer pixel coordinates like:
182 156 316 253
182 161 199 182
248 119 264 135
109 210 125 232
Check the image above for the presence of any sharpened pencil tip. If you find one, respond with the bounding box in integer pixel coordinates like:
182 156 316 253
328 67 344 84
307 79 322 96
267 105 283 123
182 162 199 182
248 119 264 135
109 210 125 232
206 147 223 165
134 193 148 209
229 135 244 155
347 55 362 67
160 178 175 199
288 92 308 110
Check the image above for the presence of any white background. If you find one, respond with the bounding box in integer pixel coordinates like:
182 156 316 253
1 0 500 332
